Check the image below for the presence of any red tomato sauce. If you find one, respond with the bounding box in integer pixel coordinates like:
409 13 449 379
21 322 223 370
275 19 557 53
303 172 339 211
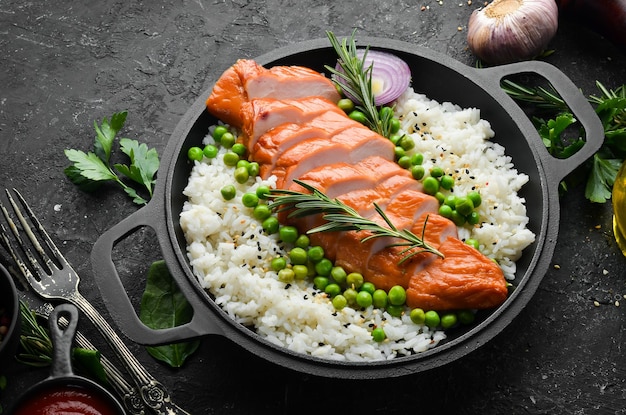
13 384 119 415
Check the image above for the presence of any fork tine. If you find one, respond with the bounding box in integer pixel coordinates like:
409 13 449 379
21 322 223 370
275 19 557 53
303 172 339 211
4 188 62 274
0 191 52 281
0 222 33 288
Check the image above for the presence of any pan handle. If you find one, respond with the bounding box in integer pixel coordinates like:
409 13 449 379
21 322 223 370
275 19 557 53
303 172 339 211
91 200 223 345
477 61 604 183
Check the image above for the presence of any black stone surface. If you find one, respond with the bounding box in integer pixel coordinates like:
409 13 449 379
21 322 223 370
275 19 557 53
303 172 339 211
1 1 626 414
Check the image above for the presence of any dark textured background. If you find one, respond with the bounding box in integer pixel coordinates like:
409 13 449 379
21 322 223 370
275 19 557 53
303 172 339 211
2 1 626 414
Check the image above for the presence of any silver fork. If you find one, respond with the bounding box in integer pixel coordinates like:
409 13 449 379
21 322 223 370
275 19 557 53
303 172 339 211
0 188 190 415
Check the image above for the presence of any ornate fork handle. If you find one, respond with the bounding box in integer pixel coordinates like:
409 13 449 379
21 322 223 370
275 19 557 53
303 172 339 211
69 290 188 415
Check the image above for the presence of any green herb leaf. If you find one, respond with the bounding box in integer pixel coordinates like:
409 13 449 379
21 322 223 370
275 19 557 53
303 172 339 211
72 348 108 385
64 112 160 205
94 111 127 163
325 30 395 138
115 138 159 198
64 149 118 182
585 153 622 203
268 180 443 262
139 260 200 368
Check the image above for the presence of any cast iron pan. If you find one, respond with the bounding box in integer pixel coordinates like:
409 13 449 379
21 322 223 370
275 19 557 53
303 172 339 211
91 37 604 379
10 303 125 414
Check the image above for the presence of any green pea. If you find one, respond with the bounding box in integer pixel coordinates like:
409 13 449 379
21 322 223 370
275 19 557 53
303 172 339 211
236 159 250 170
348 110 367 124
389 134 402 145
187 146 203 161
232 143 247 157
458 310 476 325
435 191 446 205
241 192 259 208
307 246 325 262
411 165 425 180
252 204 271 221
356 291 373 308
346 272 364 290
279 226 299 243
455 196 474 216
247 162 260 177
440 175 454 190
295 234 310 249
379 106 394 120
234 166 249 184
337 98 355 113
289 247 308 265
270 256 287 272
438 204 453 218
386 304 404 317
399 136 415 151
313 276 329 291
203 144 218 159
389 118 401 134
315 258 333 277
444 195 457 209
292 264 309 280
467 191 482 208
220 185 236 201
223 152 240 166
394 146 406 160
278 268 295 283
424 310 441 328
410 308 426 324
440 313 458 329
430 166 444 178
388 285 407 306
411 153 424 165
360 282 376 295
397 155 412 169
220 132 235 148
324 283 341 298
262 216 279 234
372 289 388 309
467 211 481 225
371 327 386 342
330 266 347 284
465 238 480 250
212 125 229 142
450 210 466 226
332 294 348 310
256 185 271 199
343 288 358 305
422 176 440 195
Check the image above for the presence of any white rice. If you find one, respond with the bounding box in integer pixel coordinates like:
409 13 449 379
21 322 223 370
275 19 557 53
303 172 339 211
180 86 535 361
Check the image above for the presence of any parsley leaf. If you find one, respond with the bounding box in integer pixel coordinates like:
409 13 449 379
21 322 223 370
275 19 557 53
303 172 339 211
585 154 622 203
64 112 159 205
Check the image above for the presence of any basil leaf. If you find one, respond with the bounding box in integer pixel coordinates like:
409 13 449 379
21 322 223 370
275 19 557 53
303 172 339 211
139 260 200 368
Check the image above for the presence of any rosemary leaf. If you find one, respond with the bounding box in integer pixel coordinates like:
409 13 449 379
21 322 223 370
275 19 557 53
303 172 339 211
268 180 444 261
325 30 394 138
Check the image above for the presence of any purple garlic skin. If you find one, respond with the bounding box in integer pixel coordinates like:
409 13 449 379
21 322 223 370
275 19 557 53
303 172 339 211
467 0 559 65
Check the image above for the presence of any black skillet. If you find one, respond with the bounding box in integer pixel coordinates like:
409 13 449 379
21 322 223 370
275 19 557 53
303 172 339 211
10 303 125 414
91 37 604 379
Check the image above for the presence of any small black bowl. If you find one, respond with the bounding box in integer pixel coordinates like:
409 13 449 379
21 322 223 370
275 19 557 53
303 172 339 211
0 263 20 363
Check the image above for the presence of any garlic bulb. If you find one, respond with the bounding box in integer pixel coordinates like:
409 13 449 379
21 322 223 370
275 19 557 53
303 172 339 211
467 0 559 65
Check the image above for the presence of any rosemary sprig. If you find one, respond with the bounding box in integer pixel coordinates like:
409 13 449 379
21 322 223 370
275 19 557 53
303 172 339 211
325 30 394 138
500 79 569 112
267 180 444 262
17 301 53 367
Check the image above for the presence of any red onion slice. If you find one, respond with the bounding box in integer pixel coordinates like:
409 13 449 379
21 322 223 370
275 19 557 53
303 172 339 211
334 49 411 106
